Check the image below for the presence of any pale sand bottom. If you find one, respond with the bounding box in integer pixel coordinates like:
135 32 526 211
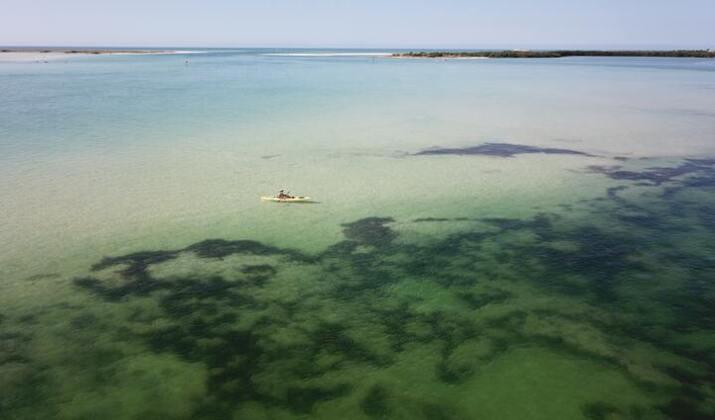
0 146 612 292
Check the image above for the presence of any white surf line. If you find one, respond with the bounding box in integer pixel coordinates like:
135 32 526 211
263 52 394 57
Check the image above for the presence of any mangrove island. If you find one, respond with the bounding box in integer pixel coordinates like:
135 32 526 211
393 49 715 59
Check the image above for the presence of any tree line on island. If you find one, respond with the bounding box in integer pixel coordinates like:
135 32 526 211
393 50 715 58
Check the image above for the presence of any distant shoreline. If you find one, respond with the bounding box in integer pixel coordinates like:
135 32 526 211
393 50 715 59
0 48 176 54
0 48 193 62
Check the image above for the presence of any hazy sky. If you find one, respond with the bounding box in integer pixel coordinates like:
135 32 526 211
2 0 714 48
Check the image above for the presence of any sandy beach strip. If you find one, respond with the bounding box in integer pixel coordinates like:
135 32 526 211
0 50 202 62
0 52 90 62
390 55 490 60
263 52 394 57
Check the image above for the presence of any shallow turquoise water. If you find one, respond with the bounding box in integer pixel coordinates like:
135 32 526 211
1 50 715 419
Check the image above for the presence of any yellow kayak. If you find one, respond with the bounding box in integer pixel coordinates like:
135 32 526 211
261 196 312 203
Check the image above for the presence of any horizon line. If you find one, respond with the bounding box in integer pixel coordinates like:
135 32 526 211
2 43 715 51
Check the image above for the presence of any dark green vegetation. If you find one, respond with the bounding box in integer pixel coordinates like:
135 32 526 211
590 158 715 185
2 158 715 418
394 50 715 59
415 143 593 158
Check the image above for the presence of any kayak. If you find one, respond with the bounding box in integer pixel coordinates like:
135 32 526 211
261 196 312 203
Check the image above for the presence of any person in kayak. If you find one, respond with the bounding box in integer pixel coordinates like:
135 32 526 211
277 190 294 199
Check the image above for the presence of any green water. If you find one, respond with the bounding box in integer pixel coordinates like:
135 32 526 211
1 51 715 419
4 159 715 418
